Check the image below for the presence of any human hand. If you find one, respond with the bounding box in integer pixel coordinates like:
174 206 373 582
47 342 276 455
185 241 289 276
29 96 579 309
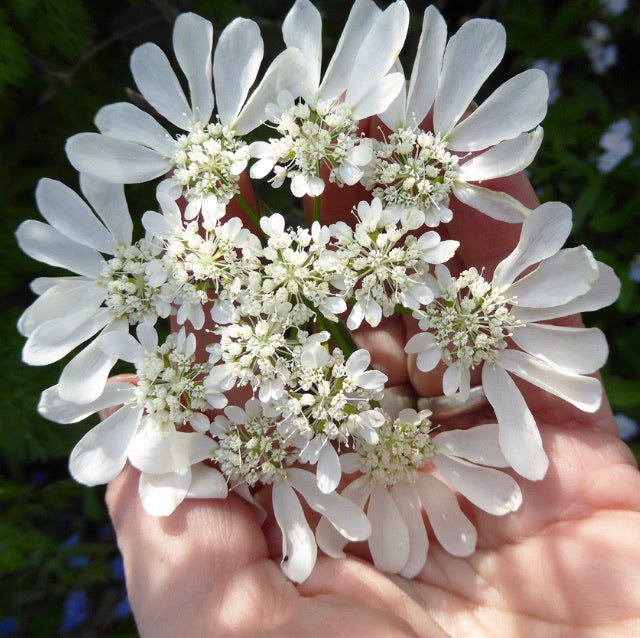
106 171 640 637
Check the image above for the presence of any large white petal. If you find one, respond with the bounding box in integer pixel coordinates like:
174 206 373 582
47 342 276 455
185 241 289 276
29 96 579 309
352 72 406 121
283 0 322 94
378 67 406 131
272 481 317 583
513 262 621 322
30 275 89 296
138 469 191 517
492 202 573 289
317 444 341 494
128 430 214 474
173 13 214 122
434 455 522 515
23 309 111 366
391 483 429 578
186 464 228 499
511 324 608 374
433 19 505 137
95 331 143 364
38 382 135 424
214 18 263 126
416 474 477 556
433 423 509 467
498 349 603 412
482 364 548 480
35 179 113 253
95 103 173 153
447 70 548 151
235 48 307 135
16 219 104 278
58 332 122 404
18 281 104 337
320 0 381 99
130 42 191 128
452 182 531 223
345 2 409 107
404 6 447 129
368 487 410 574
316 476 372 559
66 133 172 183
288 468 371 542
79 174 133 245
457 127 544 182
507 246 599 308
69 402 142 486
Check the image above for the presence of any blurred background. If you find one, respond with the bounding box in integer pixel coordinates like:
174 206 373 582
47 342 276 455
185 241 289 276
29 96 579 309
1 0 638 634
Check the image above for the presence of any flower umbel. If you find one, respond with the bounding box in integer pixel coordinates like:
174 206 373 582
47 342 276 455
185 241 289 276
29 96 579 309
17 1 621 585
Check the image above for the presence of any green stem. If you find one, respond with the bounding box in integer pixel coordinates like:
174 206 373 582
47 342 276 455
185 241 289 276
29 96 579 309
312 196 321 224
394 304 414 315
315 313 358 357
234 194 264 238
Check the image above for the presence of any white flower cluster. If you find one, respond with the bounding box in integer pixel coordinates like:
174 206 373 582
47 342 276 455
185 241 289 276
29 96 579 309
17 0 620 584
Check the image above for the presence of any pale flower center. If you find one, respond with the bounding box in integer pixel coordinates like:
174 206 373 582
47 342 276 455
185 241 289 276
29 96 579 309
367 128 459 214
213 409 296 487
133 334 210 427
98 240 157 323
355 412 434 486
269 99 366 184
167 120 249 203
423 268 521 368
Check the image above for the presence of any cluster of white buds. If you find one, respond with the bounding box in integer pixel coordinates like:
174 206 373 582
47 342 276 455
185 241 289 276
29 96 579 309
18 0 619 583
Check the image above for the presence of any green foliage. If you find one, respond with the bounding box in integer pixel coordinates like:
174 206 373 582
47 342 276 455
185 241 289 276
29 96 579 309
1 0 639 634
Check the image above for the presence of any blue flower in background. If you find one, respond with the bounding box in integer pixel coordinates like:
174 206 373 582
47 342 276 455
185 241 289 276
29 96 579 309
112 556 125 581
583 21 618 74
615 413 640 441
62 534 89 569
0 617 18 637
600 0 628 15
597 119 633 173
630 254 640 283
60 590 88 631
114 597 132 619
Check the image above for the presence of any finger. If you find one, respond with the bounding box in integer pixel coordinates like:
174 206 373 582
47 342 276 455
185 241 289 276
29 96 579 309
299 556 452 638
106 464 278 637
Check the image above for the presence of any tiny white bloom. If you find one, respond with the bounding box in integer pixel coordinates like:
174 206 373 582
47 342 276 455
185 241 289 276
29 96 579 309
66 13 306 217
373 6 548 226
16 176 162 404
405 202 621 480
317 411 520 577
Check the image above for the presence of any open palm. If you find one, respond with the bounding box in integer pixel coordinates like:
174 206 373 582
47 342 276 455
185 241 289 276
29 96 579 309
106 174 640 637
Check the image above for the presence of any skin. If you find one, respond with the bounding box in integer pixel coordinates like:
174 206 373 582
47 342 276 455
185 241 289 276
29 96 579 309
106 170 640 637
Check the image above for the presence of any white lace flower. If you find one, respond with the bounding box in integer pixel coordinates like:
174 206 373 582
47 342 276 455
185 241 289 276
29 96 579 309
16 176 162 405
277 345 387 492
327 198 459 328
249 0 409 196
317 411 521 577
96 323 226 424
374 6 549 226
405 202 621 480
38 379 226 516
211 398 371 583
142 193 262 329
66 13 306 221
